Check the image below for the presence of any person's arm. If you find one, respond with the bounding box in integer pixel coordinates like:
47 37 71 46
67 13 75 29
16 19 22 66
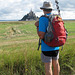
35 21 39 35
35 21 45 39
35 17 46 39
38 31 45 39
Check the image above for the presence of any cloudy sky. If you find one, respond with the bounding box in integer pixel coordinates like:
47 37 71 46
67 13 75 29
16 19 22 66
0 0 75 20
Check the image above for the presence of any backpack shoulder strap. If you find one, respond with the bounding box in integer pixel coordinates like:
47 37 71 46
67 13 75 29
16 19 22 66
40 14 55 32
47 14 55 32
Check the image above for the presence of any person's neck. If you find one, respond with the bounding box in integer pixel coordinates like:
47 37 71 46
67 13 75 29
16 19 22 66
44 11 51 15
44 12 51 15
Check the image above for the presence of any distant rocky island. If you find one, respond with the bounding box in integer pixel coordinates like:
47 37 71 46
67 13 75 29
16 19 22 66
20 10 38 21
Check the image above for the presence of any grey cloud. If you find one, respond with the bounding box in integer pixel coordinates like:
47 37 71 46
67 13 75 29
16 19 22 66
0 8 13 15
0 0 75 20
59 0 75 11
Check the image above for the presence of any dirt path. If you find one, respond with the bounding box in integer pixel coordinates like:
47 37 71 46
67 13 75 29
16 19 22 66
0 39 38 46
0 35 75 47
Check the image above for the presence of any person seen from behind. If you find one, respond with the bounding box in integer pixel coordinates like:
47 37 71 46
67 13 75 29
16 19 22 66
35 1 60 75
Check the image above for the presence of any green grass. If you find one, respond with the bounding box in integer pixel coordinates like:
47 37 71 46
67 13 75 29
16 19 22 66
0 20 75 75
64 21 75 36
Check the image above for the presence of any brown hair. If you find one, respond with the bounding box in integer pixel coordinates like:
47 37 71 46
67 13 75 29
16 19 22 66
43 9 52 12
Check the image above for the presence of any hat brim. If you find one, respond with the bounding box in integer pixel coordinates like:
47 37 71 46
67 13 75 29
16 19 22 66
40 7 54 10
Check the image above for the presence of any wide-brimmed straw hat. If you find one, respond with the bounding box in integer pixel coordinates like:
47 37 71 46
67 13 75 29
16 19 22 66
40 1 54 10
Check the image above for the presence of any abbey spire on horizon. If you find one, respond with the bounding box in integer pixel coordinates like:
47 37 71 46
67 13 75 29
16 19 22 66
20 10 38 21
